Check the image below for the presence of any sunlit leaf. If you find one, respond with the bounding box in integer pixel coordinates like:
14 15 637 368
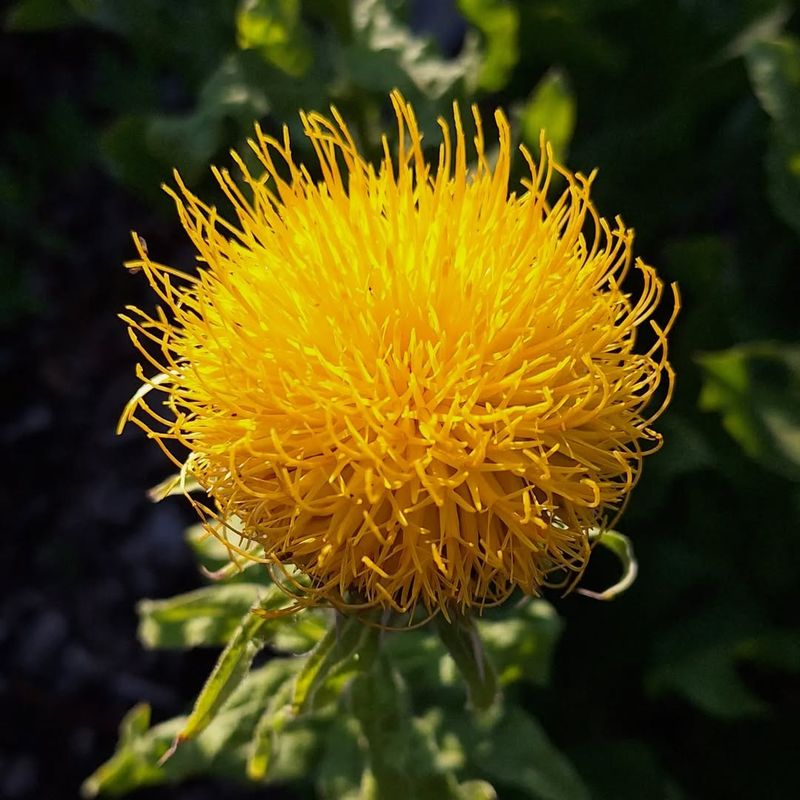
292 613 379 714
442 705 590 800
147 472 202 502
382 629 448 695
343 0 480 136
118 703 151 747
82 659 301 797
194 50 274 121
138 583 274 649
458 0 519 91
478 600 562 687
184 521 259 575
349 659 467 799
268 608 331 653
81 703 172 797
177 598 281 744
578 530 638 601
519 69 576 161
458 780 498 799
236 0 313 77
246 676 294 780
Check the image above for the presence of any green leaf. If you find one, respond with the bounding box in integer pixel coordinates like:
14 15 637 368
118 703 151 747
82 705 172 797
316 717 365 800
185 523 230 570
147 472 202 502
648 607 800 719
572 739 684 800
82 659 301 797
457 780 498 800
648 412 715 479
137 576 326 654
292 613 378 714
194 50 272 123
183 520 273 583
458 0 519 91
577 530 638 601
177 605 271 744
343 0 480 134
519 69 577 161
746 37 800 132
106 51 275 191
746 36 800 236
723 3 791 61
382 628 449 696
764 131 800 239
137 583 268 649
447 705 590 800
303 0 353 41
435 613 498 710
236 0 313 77
647 603 766 719
269 608 331 653
349 659 466 800
146 111 222 185
312 630 383 710
649 643 768 719
99 115 169 200
737 629 800 672
478 600 562 687
184 521 258 574
697 342 800 480
5 0 78 31
246 675 294 780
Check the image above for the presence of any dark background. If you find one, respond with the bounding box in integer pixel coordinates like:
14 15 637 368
3 1 800 798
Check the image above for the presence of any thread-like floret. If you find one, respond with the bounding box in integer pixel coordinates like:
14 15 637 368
121 91 678 616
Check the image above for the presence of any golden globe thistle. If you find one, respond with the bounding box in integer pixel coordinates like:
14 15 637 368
120 90 678 618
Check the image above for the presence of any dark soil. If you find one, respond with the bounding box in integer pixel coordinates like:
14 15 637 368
1 24 289 800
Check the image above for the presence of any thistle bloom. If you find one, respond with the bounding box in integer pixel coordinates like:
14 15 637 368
121 91 677 617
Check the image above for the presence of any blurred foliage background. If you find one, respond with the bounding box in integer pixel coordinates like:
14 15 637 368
3 0 800 798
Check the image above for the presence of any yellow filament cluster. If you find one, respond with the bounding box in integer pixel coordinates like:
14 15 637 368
121 91 678 617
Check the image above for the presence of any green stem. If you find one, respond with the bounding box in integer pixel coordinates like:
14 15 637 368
435 612 498 711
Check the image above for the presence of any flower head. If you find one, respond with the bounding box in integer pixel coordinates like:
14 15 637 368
121 91 677 617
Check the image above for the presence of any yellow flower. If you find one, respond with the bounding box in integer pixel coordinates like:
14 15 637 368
121 91 678 617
